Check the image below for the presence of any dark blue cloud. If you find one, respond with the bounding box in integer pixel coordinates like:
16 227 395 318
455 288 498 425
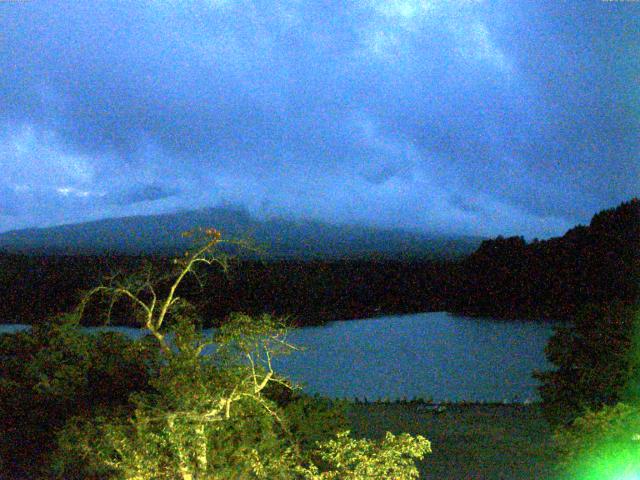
112 183 179 206
0 0 637 238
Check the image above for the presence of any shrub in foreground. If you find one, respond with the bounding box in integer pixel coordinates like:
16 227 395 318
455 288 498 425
0 314 158 478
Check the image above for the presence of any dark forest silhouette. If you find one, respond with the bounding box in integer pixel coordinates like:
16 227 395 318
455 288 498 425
0 198 637 326
447 198 639 320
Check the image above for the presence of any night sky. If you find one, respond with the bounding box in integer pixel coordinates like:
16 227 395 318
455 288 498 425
1 1 638 239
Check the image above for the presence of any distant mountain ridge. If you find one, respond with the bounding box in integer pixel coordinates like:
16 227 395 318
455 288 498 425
0 207 483 259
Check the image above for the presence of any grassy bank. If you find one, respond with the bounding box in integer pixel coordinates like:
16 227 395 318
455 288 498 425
346 402 558 480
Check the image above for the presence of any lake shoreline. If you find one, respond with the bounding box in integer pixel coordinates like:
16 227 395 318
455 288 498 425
1 312 556 403
0 307 562 328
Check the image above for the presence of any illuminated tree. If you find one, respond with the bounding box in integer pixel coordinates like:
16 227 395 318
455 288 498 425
52 228 431 479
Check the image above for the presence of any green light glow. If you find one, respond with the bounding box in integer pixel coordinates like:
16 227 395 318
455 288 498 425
555 398 640 479
616 474 640 480
562 298 640 480
569 444 640 480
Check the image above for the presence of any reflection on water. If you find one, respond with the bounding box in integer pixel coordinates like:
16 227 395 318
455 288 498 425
0 312 556 402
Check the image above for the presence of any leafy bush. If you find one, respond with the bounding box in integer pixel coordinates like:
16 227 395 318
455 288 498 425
54 313 301 479
294 430 430 480
0 313 159 478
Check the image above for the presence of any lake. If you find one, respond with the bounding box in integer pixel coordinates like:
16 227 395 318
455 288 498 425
0 312 557 402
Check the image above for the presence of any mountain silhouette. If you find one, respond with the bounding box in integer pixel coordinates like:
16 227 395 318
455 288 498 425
0 206 482 259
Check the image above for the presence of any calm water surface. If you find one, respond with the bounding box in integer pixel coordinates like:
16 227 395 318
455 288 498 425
0 312 557 402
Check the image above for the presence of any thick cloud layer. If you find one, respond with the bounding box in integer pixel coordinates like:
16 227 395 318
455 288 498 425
1 0 638 238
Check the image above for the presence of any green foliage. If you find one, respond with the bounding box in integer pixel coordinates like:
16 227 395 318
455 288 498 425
5 230 432 479
294 430 431 480
52 407 130 480
534 300 640 426
53 314 430 480
0 313 159 478
553 402 640 479
55 313 368 477
281 395 349 453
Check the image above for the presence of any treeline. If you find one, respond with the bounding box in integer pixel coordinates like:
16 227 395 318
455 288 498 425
1 198 637 326
447 198 640 320
0 253 455 326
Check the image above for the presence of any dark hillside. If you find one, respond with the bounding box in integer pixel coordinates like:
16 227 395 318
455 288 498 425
446 198 640 320
0 206 481 260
